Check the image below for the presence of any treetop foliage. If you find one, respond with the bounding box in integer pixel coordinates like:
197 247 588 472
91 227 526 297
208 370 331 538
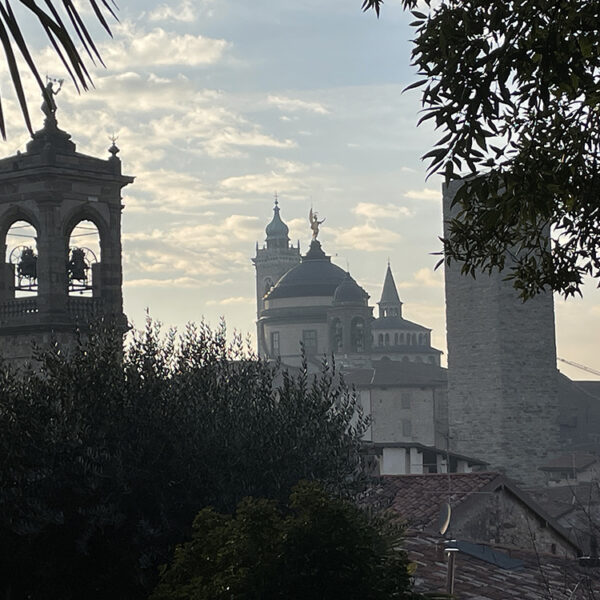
0 319 368 599
365 0 600 298
151 481 427 600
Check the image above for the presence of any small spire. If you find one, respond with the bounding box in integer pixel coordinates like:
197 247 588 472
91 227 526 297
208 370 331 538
378 263 403 318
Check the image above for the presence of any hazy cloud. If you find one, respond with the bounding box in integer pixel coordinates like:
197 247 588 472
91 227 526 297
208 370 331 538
404 188 440 201
353 202 413 219
267 95 329 115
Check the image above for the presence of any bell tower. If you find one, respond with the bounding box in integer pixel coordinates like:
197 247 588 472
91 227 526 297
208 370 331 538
0 88 134 362
252 198 300 356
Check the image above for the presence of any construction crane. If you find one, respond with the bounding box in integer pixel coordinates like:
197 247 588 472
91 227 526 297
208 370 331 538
557 357 600 377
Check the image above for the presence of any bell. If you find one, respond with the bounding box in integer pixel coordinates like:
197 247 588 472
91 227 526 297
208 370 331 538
69 248 88 281
17 247 37 279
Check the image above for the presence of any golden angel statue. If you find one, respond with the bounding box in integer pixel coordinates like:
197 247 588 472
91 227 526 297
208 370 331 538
309 208 325 240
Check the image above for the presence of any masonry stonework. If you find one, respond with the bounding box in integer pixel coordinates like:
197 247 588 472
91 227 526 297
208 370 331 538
443 181 560 486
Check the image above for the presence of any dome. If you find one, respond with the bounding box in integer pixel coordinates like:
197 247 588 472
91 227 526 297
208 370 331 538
265 201 289 239
333 272 368 305
266 240 346 300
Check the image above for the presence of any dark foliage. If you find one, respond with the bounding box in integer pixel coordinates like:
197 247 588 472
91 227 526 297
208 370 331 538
151 481 427 600
364 0 600 298
0 320 367 599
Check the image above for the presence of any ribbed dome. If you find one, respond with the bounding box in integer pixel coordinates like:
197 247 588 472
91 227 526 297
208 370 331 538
333 272 368 305
265 201 289 239
266 240 346 300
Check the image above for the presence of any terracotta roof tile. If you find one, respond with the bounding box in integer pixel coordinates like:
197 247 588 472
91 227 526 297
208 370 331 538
366 473 501 529
405 535 600 600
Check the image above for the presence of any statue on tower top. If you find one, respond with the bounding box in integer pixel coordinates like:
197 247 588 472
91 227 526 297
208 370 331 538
309 207 325 240
41 77 63 123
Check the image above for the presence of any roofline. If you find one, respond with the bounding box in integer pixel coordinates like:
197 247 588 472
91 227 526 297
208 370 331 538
472 475 582 555
362 441 488 466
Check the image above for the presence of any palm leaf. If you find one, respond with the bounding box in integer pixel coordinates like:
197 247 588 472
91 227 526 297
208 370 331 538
0 0 118 138
0 8 32 137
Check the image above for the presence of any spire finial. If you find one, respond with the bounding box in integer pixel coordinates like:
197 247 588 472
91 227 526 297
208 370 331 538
274 191 278 206
108 132 120 157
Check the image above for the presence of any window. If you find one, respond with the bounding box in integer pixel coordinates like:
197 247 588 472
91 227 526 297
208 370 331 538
401 392 411 409
402 419 412 437
399 332 405 344
394 333 399 345
351 318 365 352
384 333 390 346
302 330 318 355
271 331 280 356
331 319 343 352
378 333 383 346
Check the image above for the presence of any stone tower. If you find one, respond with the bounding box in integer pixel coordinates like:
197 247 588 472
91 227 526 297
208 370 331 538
443 181 559 486
252 199 300 356
0 98 133 361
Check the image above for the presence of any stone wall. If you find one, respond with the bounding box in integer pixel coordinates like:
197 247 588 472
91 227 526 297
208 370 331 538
443 181 559 486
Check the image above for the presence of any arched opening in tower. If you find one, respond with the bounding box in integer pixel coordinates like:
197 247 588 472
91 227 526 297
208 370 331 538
5 220 38 299
67 220 100 297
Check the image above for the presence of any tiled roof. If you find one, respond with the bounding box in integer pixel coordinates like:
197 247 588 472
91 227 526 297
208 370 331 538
405 534 600 600
364 473 501 529
342 360 447 387
540 452 598 472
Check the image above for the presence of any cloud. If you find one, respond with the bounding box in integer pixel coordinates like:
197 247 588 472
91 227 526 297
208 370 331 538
353 202 413 219
333 224 401 252
125 277 207 288
148 0 198 22
206 296 254 306
220 172 300 195
404 188 440 201
267 95 329 115
101 23 228 69
398 267 444 289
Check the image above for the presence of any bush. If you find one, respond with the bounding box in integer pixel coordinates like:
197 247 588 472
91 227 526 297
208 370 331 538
151 481 422 600
0 320 368 599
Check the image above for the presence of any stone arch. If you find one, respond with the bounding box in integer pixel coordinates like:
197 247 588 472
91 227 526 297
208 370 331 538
62 205 110 258
0 206 41 248
3 216 40 298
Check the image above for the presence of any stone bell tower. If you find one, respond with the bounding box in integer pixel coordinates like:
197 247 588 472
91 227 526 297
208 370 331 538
0 85 134 361
252 198 300 356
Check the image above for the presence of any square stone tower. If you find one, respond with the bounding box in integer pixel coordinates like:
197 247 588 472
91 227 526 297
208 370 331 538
443 181 559 486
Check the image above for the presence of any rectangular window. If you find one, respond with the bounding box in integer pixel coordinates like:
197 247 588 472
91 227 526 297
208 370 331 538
302 330 318 355
402 419 412 438
271 331 280 356
401 392 412 410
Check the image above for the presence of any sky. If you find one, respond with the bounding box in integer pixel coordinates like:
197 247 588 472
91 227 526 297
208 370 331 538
1 0 599 380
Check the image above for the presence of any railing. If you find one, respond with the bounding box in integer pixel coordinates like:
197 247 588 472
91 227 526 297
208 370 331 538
66 297 105 320
0 298 38 320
